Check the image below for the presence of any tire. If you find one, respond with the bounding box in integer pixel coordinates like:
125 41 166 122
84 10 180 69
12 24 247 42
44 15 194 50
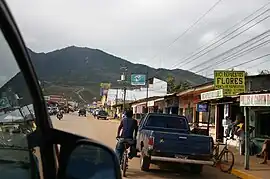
122 152 128 177
190 164 203 174
140 152 150 171
219 150 235 172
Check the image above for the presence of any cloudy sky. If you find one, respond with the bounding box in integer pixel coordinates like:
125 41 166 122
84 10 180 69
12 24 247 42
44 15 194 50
6 0 270 77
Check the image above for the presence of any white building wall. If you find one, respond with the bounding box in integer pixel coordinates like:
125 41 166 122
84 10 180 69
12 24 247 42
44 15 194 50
107 78 167 105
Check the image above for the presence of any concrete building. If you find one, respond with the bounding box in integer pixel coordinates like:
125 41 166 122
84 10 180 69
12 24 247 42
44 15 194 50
106 77 167 105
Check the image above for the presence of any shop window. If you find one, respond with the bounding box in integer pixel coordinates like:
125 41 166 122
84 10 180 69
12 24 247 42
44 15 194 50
256 112 270 138
210 105 215 124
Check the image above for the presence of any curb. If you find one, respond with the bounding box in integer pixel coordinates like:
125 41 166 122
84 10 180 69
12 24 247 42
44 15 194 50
231 168 262 179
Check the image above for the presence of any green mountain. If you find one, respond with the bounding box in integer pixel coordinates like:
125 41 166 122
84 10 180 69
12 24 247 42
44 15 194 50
1 46 211 104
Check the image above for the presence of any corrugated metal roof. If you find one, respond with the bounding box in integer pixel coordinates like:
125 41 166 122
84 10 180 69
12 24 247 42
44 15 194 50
238 90 270 95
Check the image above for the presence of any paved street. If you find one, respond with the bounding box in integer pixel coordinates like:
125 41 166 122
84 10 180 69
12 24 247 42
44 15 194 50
52 113 237 179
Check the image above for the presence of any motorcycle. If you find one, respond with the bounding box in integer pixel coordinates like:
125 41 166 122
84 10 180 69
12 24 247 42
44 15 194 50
57 111 63 120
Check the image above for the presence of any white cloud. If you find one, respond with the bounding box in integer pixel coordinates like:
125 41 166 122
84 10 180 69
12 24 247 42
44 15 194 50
4 0 270 77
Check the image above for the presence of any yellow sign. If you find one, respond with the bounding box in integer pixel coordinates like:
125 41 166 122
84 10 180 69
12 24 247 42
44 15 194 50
214 70 245 96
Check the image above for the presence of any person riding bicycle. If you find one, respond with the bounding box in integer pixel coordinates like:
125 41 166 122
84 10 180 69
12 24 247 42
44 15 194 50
115 109 138 164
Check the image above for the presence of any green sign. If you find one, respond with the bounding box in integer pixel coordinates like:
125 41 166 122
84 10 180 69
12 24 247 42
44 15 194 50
0 97 10 109
131 74 146 86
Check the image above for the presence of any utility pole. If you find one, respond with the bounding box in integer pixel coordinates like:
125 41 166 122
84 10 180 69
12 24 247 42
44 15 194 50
146 67 149 113
118 66 128 111
115 88 118 106
123 87 127 110
114 88 118 117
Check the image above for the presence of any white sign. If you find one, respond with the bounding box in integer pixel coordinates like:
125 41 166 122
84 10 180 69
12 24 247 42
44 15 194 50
240 94 270 106
201 89 223 101
147 100 155 107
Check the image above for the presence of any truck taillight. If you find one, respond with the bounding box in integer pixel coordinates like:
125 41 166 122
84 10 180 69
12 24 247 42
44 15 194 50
148 136 154 146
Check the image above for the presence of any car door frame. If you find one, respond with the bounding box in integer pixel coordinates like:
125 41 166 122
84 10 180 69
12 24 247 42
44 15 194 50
0 1 58 178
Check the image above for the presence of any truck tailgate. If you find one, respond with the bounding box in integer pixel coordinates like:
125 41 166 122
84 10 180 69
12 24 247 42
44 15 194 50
153 131 211 156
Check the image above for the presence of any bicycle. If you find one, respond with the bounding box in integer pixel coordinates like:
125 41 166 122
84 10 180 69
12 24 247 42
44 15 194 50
212 137 235 172
116 137 133 177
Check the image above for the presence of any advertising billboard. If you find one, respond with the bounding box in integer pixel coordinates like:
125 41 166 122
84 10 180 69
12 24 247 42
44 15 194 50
214 70 245 96
131 74 146 86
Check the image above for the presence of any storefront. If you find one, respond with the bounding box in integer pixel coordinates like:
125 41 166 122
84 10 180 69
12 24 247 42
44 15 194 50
240 92 270 158
154 98 165 113
200 89 240 142
164 93 179 114
178 82 214 123
200 89 223 139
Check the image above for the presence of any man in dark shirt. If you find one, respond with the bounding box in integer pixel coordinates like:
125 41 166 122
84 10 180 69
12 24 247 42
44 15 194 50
115 109 138 164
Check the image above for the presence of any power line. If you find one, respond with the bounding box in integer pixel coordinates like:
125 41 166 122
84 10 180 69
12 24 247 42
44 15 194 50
186 15 270 71
245 58 270 70
171 6 270 69
150 0 223 61
193 30 270 73
195 39 270 74
206 53 270 77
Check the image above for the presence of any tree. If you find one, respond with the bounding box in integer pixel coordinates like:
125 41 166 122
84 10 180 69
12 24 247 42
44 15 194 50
166 75 191 93
166 75 176 93
259 70 270 75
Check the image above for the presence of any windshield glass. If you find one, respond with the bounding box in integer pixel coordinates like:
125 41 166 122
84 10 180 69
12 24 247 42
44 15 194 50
0 28 36 168
146 115 188 130
99 111 107 115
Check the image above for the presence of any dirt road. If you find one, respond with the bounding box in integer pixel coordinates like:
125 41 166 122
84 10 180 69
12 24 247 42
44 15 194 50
52 114 237 179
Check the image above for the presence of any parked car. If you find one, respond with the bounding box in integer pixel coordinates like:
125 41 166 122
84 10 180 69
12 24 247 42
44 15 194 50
97 110 108 120
93 109 100 118
136 113 213 174
78 108 87 117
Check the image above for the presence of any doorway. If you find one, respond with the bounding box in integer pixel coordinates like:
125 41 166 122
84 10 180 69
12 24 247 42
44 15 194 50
216 104 224 142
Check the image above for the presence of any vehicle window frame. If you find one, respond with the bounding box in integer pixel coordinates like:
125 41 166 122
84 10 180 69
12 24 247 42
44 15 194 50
0 1 57 178
145 114 189 130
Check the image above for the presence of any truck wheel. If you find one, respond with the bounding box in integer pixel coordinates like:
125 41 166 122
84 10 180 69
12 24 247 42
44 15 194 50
190 164 203 174
140 152 150 171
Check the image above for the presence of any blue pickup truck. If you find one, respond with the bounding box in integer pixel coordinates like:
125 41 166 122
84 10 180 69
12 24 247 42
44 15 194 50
136 113 213 174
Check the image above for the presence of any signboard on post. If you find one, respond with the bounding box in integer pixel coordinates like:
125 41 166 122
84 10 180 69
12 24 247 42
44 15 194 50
214 70 245 96
131 74 146 86
196 104 209 112
201 89 223 101
240 93 270 106
0 97 10 109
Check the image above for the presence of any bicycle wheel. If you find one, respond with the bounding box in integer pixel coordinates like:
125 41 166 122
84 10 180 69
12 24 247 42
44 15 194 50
219 150 235 172
122 151 128 177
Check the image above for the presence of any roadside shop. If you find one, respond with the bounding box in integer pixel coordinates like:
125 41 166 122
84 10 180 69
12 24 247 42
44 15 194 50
239 91 270 169
210 70 245 142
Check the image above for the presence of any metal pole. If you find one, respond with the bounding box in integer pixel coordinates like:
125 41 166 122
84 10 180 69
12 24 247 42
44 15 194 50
114 88 118 117
123 87 126 110
115 88 118 106
206 103 211 136
146 67 149 113
244 106 250 170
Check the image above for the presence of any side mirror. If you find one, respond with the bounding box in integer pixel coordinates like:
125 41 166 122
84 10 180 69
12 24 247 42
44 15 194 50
62 140 122 179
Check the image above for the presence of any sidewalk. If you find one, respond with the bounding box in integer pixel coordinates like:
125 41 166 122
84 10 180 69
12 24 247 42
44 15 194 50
229 146 270 179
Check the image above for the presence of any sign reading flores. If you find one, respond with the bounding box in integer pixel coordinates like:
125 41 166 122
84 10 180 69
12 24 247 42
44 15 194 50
131 74 146 86
214 70 245 96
